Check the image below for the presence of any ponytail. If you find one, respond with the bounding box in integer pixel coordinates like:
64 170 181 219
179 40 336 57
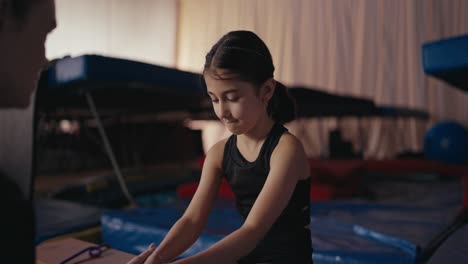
267 81 296 124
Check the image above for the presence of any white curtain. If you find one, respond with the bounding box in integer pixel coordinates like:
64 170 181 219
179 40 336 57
46 0 178 67
177 0 468 158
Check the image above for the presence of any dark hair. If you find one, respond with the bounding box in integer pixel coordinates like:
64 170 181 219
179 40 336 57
203 30 296 124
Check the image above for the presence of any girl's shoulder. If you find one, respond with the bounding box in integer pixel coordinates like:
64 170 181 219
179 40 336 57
204 137 230 168
277 131 305 153
208 137 230 155
273 132 310 179
274 131 308 164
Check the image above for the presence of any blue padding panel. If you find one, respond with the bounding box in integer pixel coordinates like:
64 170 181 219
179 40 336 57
422 34 468 92
427 224 468 264
47 55 203 95
102 200 241 259
38 55 207 111
35 199 102 243
311 201 454 250
101 199 457 263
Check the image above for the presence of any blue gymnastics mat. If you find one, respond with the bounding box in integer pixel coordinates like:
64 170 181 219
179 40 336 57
422 34 468 92
101 195 459 264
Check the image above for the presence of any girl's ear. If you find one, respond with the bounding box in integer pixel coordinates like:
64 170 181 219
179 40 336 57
260 78 276 104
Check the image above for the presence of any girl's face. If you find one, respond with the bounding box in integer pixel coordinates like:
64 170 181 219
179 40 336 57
204 70 270 135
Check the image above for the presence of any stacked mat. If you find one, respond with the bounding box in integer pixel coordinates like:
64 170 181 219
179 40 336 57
102 193 459 264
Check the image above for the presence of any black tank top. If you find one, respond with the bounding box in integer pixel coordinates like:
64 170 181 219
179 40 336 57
222 123 312 264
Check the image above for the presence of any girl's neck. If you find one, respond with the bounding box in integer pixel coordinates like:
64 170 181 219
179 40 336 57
237 117 275 147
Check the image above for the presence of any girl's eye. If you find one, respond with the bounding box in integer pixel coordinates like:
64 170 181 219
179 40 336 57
227 97 239 102
211 99 219 103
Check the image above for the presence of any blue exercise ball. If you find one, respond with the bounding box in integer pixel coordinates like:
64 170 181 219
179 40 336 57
424 121 468 165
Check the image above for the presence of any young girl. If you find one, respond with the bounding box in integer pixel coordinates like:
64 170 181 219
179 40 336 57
129 30 312 264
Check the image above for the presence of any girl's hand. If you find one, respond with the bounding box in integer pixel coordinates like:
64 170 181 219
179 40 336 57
126 243 157 264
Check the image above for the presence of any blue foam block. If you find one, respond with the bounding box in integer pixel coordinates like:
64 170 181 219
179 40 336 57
422 34 468 92
101 199 451 263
